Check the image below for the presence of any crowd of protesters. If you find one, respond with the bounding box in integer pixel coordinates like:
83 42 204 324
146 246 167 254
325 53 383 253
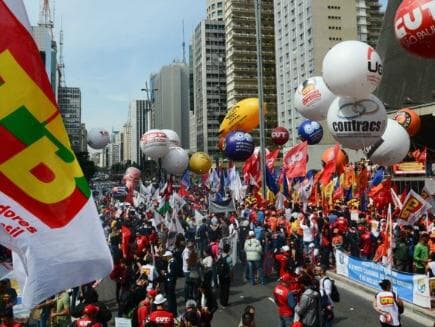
0 179 434 327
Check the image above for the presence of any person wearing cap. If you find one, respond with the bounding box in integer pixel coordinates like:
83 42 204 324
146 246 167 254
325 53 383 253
413 233 429 274
274 246 291 279
179 300 201 327
163 250 178 316
147 294 174 327
75 304 102 327
273 273 297 327
136 290 155 327
373 279 402 327
244 230 264 285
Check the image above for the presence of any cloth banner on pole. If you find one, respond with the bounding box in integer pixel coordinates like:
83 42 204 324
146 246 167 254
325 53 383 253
0 3 112 307
398 190 432 225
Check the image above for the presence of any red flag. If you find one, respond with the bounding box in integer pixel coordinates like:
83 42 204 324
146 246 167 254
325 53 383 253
284 142 308 178
320 144 340 185
178 185 189 198
266 148 280 170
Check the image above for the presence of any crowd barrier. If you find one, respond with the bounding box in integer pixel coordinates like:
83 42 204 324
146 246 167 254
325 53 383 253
335 250 432 309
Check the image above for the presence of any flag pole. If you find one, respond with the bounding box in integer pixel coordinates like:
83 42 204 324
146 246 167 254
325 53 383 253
254 0 267 199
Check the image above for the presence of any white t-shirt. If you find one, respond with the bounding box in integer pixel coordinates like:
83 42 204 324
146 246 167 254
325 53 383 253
300 222 315 243
428 261 435 277
202 256 213 270
375 291 400 326
320 276 333 304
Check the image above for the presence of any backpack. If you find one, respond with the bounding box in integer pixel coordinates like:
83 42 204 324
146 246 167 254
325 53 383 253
216 255 231 279
323 277 340 302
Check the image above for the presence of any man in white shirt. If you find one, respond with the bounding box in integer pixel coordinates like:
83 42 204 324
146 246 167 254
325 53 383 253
373 279 402 327
316 266 333 327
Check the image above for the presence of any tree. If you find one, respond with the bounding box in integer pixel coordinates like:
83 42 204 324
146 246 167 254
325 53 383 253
75 151 97 181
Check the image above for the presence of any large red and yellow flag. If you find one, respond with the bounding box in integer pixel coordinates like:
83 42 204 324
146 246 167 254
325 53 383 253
0 1 112 307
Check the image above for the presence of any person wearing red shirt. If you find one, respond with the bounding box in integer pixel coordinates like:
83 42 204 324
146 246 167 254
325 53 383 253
360 230 373 260
137 290 156 327
274 246 290 278
147 294 174 327
76 304 103 327
273 273 297 327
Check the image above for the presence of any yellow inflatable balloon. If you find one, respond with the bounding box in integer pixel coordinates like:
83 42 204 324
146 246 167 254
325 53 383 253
189 152 212 175
219 98 261 136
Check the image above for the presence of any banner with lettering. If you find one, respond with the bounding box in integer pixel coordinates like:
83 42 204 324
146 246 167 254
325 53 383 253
0 2 112 307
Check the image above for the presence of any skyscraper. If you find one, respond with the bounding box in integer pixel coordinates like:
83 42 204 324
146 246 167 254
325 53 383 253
107 131 122 167
58 87 82 152
274 0 358 145
224 0 277 140
151 63 190 149
191 19 226 157
129 99 150 167
122 121 132 163
206 0 224 20
366 0 384 48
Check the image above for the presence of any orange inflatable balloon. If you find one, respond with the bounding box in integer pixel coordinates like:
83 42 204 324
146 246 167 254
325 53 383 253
321 147 349 173
392 108 421 136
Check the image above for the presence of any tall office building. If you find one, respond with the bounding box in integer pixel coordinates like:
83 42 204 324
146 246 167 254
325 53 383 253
207 0 224 20
366 0 384 48
356 0 369 43
122 122 132 163
58 87 82 152
151 63 190 149
129 99 150 167
191 19 226 157
79 123 87 152
31 26 57 95
224 0 277 140
274 0 358 146
107 131 122 167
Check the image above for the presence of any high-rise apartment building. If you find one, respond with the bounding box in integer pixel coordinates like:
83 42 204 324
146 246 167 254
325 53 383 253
207 0 224 20
79 123 87 152
191 20 226 157
58 87 82 152
356 0 369 43
129 99 150 167
122 122 132 163
225 0 277 139
274 0 358 145
107 131 122 167
151 63 190 149
366 0 384 48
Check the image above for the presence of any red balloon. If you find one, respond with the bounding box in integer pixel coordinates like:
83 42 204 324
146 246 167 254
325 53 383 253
271 127 289 145
395 0 435 58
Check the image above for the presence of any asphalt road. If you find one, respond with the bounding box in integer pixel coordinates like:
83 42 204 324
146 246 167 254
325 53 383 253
96 266 431 327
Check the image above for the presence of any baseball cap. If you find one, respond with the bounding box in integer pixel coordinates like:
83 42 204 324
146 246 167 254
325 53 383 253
185 299 197 309
83 304 100 316
281 245 290 252
248 231 255 237
280 273 293 284
163 250 173 257
154 294 167 305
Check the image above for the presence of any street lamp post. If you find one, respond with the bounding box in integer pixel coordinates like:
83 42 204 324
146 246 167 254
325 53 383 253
254 0 268 198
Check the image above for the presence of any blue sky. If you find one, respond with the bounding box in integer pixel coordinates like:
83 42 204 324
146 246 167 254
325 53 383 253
24 0 205 132
23 0 388 132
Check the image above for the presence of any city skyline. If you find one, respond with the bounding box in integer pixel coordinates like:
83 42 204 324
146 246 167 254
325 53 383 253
24 0 205 132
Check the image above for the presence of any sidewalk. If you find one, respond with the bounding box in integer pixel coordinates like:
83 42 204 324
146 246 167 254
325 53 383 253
327 270 435 327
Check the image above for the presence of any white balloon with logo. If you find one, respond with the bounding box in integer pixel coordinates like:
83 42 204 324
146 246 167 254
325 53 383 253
327 94 387 150
87 128 110 149
140 129 170 159
162 147 189 176
161 129 181 148
322 41 383 99
363 119 410 166
293 76 335 121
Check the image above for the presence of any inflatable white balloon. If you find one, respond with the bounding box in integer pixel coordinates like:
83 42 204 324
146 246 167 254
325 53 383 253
363 119 410 166
87 128 110 149
322 41 383 99
293 76 335 121
162 147 189 176
161 129 181 147
140 129 170 159
327 94 387 150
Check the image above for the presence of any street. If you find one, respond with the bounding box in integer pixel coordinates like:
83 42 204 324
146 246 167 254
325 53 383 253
96 266 430 327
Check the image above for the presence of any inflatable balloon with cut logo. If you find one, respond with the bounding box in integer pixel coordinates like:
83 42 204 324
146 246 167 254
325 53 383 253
395 0 435 58
87 128 110 150
189 152 212 175
271 127 289 145
162 147 189 176
140 129 170 159
327 95 387 150
161 129 181 147
223 131 255 161
294 76 335 121
363 119 410 167
322 41 383 99
392 108 421 136
298 120 323 145
219 98 261 136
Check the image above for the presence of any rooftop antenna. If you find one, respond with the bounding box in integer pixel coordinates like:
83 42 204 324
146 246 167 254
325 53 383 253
182 20 186 64
58 20 66 88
